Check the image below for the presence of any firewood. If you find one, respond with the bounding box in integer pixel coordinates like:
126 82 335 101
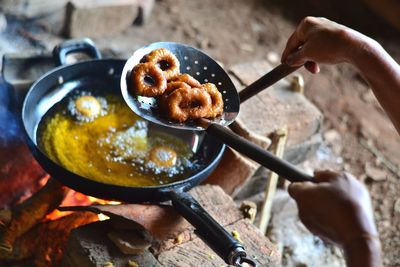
0 142 47 208
0 178 69 253
258 128 288 234
32 212 98 267
0 211 98 266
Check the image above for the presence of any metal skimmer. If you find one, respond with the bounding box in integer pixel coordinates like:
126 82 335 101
121 42 315 266
121 42 239 131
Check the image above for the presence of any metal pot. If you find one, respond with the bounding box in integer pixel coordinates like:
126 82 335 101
22 39 255 266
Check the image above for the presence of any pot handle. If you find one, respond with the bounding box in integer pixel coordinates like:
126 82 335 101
238 63 301 103
165 190 257 267
52 38 102 66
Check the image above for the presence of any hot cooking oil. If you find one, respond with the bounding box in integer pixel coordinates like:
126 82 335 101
37 92 200 187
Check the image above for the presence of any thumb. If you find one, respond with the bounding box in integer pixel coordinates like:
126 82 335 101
286 45 308 67
288 181 315 199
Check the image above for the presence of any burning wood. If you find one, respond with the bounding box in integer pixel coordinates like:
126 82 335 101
0 211 98 267
0 142 47 208
0 178 68 253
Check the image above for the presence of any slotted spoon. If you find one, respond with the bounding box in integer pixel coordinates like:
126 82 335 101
121 42 313 183
121 42 314 266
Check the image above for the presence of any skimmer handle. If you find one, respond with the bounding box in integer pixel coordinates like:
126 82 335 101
238 63 300 103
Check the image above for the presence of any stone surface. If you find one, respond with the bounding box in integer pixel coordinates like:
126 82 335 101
365 163 388 182
65 0 148 38
229 60 323 148
283 132 323 164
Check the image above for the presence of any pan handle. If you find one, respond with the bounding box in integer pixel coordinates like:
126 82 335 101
52 38 102 66
238 63 301 103
165 189 257 267
206 122 313 182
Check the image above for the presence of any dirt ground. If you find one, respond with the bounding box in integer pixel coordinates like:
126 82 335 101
2 0 400 265
104 0 400 265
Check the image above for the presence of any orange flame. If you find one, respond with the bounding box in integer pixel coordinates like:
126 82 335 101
46 190 121 221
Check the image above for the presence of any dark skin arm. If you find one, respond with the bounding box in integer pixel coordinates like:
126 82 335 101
282 16 400 134
281 17 391 267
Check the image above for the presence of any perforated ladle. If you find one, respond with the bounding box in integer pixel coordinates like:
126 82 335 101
121 42 313 266
121 42 313 183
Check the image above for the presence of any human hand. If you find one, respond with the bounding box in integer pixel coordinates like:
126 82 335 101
288 170 377 247
281 17 370 73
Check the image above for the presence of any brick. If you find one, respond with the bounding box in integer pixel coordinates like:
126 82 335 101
0 0 67 18
65 0 142 38
204 147 258 196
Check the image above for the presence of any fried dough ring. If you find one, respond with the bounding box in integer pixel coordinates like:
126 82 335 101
159 81 191 111
75 96 101 117
148 146 177 167
202 83 224 118
170 74 201 88
166 87 212 122
131 63 167 97
142 48 180 80
161 74 201 111
165 81 191 95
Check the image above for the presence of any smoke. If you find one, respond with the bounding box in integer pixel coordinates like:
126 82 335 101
0 77 23 146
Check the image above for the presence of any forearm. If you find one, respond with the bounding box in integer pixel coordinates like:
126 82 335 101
344 235 382 267
348 31 400 134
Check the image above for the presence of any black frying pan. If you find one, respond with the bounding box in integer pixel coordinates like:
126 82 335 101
22 39 256 266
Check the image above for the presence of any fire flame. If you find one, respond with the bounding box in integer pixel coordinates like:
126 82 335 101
46 190 121 221
97 213 110 221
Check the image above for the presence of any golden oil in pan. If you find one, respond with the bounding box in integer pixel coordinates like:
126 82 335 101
37 91 200 187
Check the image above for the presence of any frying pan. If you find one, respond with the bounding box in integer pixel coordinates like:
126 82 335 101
22 39 257 266
121 42 313 183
